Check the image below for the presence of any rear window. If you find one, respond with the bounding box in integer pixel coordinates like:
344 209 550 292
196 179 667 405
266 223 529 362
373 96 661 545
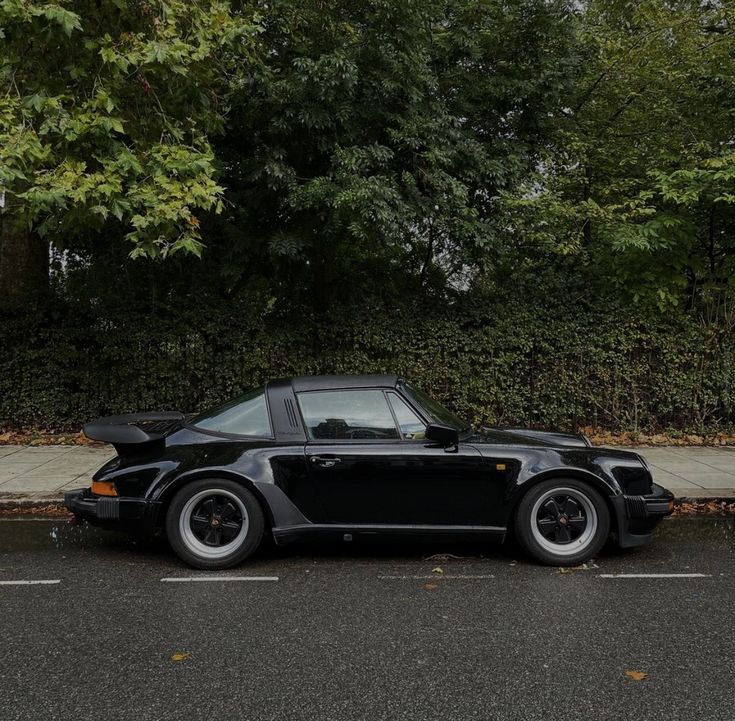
191 387 272 437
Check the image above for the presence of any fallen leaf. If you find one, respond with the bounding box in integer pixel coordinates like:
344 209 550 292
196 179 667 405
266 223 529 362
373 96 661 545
0 503 68 518
171 652 192 662
424 553 473 561
424 583 438 590
624 670 647 681
431 567 444 575
556 561 597 574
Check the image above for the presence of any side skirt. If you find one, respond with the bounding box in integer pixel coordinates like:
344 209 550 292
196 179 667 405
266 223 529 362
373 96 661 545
272 523 507 546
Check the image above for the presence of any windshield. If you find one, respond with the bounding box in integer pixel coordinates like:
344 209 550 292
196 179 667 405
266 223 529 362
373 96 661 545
190 386 271 437
403 383 467 432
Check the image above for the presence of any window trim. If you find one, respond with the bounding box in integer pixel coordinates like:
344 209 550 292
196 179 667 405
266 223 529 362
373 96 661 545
386 391 428 441
186 425 276 442
295 388 403 443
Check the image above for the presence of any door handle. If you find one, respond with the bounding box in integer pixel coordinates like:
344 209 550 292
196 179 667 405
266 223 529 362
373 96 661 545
310 455 341 468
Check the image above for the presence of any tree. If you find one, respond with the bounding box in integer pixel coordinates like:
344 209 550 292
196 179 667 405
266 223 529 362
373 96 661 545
210 0 581 310
510 0 735 315
0 0 259 304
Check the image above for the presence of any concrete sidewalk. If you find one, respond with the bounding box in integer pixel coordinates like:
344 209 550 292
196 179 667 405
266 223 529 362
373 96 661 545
0 444 734 500
622 445 735 498
0 445 115 499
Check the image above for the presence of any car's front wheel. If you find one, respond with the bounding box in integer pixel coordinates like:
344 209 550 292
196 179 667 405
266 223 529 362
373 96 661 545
515 478 610 566
166 479 265 570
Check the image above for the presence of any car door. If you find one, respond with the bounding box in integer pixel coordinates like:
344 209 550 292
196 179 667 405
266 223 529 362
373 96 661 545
297 388 495 526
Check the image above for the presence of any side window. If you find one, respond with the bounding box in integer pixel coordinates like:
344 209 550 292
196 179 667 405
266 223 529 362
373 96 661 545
388 393 426 440
297 390 399 440
192 387 272 437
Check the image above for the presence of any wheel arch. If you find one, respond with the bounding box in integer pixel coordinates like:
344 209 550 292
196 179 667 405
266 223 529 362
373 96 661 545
508 467 620 536
156 469 275 530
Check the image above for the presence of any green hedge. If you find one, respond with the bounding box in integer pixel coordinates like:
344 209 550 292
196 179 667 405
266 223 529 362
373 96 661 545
0 302 732 433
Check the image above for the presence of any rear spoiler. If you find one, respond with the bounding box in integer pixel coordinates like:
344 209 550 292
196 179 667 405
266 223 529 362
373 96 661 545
83 411 185 452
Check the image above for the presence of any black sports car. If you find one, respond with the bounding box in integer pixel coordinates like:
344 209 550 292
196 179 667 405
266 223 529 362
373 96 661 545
65 375 674 568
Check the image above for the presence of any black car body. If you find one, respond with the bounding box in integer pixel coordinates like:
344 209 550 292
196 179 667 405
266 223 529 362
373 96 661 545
65 375 673 568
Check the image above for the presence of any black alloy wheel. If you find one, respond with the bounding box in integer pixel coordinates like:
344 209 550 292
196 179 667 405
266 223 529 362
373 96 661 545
166 478 265 570
514 478 610 566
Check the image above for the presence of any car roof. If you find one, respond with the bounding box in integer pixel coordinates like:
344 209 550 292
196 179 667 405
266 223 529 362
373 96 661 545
289 374 400 392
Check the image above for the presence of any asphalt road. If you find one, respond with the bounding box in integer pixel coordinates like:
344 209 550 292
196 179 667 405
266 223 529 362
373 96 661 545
0 518 733 721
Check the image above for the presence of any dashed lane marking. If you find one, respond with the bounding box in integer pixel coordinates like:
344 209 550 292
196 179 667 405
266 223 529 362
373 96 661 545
379 575 496 580
160 576 279 583
0 579 61 585
599 573 711 578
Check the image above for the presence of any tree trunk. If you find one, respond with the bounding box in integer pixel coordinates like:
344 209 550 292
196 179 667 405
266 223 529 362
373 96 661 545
0 215 48 307
582 165 592 246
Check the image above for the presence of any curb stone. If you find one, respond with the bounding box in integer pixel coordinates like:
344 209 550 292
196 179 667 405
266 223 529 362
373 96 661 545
1 495 735 516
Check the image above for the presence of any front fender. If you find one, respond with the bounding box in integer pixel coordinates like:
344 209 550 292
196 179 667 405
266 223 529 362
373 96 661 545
516 466 621 498
506 465 622 536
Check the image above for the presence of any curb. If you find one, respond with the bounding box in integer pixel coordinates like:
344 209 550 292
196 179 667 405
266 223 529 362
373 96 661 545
0 497 68 518
670 490 735 500
0 497 69 521
1 494 734 516
0 497 65 509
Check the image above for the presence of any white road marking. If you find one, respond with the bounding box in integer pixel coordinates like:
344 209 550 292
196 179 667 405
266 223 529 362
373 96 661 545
599 573 711 579
160 576 279 583
379 575 496 580
0 579 61 586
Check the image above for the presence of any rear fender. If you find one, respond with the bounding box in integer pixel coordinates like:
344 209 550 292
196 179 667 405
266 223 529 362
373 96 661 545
155 469 310 530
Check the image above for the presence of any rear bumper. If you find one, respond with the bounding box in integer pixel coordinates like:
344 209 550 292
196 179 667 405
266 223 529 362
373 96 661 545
64 488 161 531
611 483 674 548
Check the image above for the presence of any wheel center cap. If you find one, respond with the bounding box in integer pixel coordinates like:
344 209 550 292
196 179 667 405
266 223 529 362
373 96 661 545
559 516 568 525
211 517 220 527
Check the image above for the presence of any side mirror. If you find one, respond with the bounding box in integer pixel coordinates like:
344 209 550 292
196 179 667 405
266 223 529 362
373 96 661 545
425 423 459 447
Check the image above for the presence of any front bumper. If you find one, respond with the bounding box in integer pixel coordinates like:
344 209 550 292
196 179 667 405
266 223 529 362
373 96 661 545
611 482 674 548
64 488 161 531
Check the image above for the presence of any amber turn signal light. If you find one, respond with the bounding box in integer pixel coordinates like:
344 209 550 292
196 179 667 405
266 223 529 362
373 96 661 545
91 480 118 497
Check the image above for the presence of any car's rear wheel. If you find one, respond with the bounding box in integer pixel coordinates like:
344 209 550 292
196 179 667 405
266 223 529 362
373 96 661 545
515 478 610 566
166 479 265 569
